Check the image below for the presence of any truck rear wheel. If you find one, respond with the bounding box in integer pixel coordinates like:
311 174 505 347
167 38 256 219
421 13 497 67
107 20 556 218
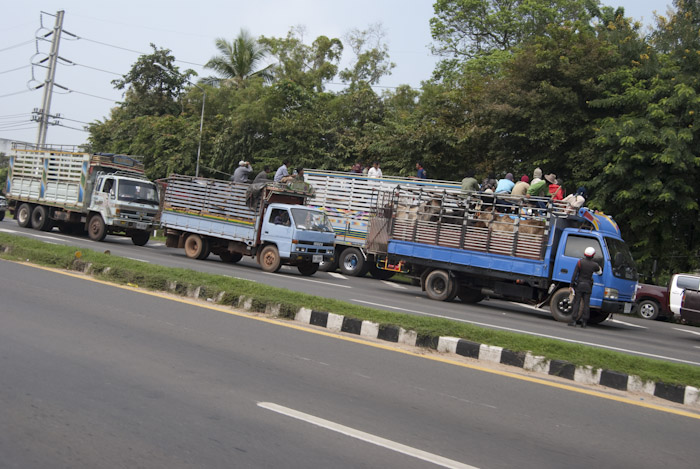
318 257 338 272
184 234 209 259
339 248 368 276
424 269 458 302
550 288 575 322
297 262 319 276
17 203 32 228
131 230 150 246
258 245 282 273
0 210 5 222
30 205 53 231
88 214 107 241
457 285 484 304
219 251 243 263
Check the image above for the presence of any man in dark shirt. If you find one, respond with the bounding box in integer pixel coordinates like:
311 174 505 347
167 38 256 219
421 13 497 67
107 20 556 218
569 246 603 328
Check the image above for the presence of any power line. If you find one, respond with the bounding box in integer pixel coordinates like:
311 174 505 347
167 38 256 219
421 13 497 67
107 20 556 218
0 89 33 99
0 40 34 53
66 89 117 102
0 64 32 75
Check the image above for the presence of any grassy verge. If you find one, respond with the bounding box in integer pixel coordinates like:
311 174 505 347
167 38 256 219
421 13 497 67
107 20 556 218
1 232 698 389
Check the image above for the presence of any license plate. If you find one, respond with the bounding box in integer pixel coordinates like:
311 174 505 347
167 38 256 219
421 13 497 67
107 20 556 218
136 222 148 230
624 302 632 314
314 242 323 246
312 255 322 263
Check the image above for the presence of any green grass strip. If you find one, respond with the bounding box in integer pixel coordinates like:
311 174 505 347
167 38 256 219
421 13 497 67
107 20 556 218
1 232 698 389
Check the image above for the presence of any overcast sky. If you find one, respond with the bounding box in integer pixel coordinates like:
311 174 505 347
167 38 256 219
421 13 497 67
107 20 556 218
0 0 670 147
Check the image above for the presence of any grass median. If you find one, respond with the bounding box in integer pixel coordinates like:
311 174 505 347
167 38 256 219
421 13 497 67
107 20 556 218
1 231 698 389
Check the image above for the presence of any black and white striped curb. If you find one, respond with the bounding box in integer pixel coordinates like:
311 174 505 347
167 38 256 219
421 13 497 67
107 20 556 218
263 304 699 408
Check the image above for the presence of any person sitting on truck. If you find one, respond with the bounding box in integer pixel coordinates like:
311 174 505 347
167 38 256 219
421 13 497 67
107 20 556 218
562 186 587 213
568 246 603 328
368 161 383 178
495 173 515 194
511 175 530 196
274 160 293 183
253 166 271 183
232 161 253 183
460 169 479 196
414 162 427 179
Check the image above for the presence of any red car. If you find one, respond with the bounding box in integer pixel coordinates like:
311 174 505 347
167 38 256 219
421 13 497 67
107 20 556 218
633 283 673 320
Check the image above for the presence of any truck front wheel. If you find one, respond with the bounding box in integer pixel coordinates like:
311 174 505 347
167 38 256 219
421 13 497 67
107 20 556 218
131 230 150 246
424 269 458 302
88 214 107 241
258 245 282 273
184 234 209 259
637 300 660 320
17 203 32 228
339 248 368 276
297 262 319 276
588 311 610 324
550 288 575 322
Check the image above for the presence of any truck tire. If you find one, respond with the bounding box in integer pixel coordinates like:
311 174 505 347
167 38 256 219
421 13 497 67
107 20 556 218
368 264 395 280
339 248 368 276
219 251 243 263
88 214 107 241
258 245 282 273
457 285 484 304
297 262 319 276
550 288 575 322
30 205 53 231
588 310 610 324
184 234 209 259
17 203 32 228
0 210 5 222
637 299 660 320
424 269 458 302
318 257 338 272
131 230 150 246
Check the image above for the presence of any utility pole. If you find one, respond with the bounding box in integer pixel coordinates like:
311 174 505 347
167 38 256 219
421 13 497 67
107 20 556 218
35 10 65 148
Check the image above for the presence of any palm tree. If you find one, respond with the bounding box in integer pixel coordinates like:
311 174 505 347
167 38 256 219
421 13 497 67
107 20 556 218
202 29 274 88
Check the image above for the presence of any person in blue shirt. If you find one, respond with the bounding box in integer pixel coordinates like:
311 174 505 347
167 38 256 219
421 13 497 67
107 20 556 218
495 173 515 193
415 162 427 179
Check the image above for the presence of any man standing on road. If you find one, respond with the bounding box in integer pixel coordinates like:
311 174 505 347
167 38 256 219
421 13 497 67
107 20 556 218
568 246 602 328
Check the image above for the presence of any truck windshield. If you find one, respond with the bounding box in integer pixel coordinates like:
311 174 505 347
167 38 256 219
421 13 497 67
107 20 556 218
118 180 159 205
605 237 638 281
290 208 334 233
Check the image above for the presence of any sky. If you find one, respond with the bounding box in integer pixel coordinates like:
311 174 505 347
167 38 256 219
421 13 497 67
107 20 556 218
0 0 671 147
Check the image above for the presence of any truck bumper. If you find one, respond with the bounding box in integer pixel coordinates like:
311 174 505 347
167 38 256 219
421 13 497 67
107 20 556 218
602 299 633 315
291 252 334 264
111 219 155 231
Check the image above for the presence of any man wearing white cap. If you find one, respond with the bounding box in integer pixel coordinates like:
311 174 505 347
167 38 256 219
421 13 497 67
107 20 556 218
232 160 253 183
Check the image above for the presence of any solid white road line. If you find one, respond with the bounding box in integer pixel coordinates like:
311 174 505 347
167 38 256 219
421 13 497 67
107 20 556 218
258 402 477 469
381 280 406 289
0 228 18 233
674 327 700 337
126 257 147 263
328 272 347 279
266 273 352 289
610 319 648 329
352 299 700 366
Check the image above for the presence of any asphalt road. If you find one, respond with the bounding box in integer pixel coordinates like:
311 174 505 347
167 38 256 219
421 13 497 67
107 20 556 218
2 220 700 368
1 260 699 468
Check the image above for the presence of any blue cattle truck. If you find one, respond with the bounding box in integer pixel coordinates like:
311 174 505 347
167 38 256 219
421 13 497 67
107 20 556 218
366 186 638 324
159 176 335 275
304 169 461 278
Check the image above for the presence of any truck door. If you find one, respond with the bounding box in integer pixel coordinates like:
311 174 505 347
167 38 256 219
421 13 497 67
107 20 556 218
552 233 605 306
261 208 293 257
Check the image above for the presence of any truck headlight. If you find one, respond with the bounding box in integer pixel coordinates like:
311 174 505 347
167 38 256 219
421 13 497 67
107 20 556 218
604 288 619 300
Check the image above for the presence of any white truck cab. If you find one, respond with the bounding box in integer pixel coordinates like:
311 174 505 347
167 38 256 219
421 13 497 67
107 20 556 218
669 273 700 315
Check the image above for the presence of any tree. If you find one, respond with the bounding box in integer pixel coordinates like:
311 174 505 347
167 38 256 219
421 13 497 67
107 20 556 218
588 0 700 277
202 30 274 88
111 44 194 118
260 27 343 92
339 24 395 85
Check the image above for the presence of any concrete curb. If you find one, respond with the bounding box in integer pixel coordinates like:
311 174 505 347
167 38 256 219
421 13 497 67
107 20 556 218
249 301 700 408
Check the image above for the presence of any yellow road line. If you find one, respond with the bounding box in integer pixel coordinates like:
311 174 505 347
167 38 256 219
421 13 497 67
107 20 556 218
10 260 700 420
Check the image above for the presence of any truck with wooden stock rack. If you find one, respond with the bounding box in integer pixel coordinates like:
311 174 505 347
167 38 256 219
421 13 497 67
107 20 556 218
365 186 639 324
6 145 159 245
158 176 335 275
304 169 461 278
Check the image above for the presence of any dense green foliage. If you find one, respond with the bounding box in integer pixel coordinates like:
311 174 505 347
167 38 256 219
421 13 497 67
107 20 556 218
86 0 699 279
